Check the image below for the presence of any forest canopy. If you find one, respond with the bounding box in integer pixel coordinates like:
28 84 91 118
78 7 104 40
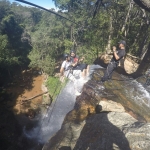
0 0 150 82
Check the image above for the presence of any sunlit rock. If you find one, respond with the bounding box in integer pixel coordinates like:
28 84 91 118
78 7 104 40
42 66 150 150
99 100 125 112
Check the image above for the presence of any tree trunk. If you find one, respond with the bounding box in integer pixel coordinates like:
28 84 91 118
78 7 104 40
133 42 150 77
121 1 133 37
71 25 73 41
105 15 113 53
134 0 150 12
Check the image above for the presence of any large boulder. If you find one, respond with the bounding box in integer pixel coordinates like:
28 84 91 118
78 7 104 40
43 68 150 150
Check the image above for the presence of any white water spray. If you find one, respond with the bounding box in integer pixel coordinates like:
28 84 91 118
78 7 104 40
23 65 102 146
125 80 150 107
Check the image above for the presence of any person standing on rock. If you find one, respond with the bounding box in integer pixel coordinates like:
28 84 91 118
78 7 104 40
100 40 126 83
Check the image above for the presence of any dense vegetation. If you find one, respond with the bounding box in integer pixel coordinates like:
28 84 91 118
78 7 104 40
0 0 150 83
1 0 150 149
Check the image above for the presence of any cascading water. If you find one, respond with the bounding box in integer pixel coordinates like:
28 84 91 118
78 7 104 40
22 65 150 149
125 81 150 107
105 74 150 122
23 80 79 149
122 78 150 118
118 74 150 108
23 65 102 150
40 81 78 142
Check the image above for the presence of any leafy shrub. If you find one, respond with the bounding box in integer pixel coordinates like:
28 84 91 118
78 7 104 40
46 76 68 100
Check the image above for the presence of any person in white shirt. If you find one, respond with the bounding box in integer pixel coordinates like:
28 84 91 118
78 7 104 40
60 53 77 82
60 54 81 95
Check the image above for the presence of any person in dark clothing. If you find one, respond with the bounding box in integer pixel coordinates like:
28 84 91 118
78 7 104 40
101 40 126 82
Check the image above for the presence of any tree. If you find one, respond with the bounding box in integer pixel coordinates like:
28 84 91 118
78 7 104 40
134 0 150 12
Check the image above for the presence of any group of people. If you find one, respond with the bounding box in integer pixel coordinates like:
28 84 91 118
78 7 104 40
58 39 150 115
59 40 126 95
60 40 126 84
60 50 89 84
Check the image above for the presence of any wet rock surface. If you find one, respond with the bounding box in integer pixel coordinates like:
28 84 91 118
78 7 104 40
43 68 150 150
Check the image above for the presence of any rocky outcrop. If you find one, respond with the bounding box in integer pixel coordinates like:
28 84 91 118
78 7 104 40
43 112 150 150
99 100 125 112
43 68 150 150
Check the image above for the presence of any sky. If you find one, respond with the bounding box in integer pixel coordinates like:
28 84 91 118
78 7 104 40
9 0 57 10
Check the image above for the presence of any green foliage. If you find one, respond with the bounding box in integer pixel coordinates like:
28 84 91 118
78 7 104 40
42 56 56 75
0 0 11 21
0 0 150 81
28 49 41 68
63 39 73 53
52 0 71 10
46 76 67 99
77 45 97 64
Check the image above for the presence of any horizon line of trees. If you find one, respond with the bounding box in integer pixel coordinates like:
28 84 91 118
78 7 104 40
0 0 150 85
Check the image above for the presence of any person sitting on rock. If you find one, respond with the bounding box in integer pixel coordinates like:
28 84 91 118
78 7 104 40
60 53 76 82
100 40 126 83
70 50 89 79
60 53 81 95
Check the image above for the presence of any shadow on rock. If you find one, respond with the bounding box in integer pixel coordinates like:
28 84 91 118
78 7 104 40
74 113 131 150
59 146 71 150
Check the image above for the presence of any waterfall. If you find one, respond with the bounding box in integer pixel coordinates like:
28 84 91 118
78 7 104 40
39 81 77 143
23 65 102 149
23 80 78 145
125 80 150 107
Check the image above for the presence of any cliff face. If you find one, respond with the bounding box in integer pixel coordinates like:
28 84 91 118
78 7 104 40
43 68 150 150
